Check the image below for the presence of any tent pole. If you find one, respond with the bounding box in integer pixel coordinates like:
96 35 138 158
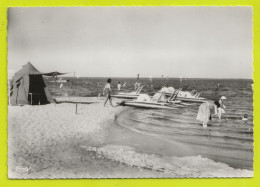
16 86 19 105
54 75 57 100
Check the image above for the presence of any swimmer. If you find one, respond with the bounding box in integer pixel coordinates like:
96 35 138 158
242 114 248 121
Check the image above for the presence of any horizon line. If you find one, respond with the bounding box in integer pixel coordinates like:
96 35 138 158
50 76 253 80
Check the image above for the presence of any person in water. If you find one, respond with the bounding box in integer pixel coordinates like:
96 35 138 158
196 96 227 127
134 82 138 89
213 96 227 119
242 114 248 121
196 101 216 127
117 82 121 91
137 81 141 89
103 78 114 107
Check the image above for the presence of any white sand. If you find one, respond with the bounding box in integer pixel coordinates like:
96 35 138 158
8 97 170 178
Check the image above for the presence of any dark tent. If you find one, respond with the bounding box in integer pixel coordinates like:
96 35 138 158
9 62 55 105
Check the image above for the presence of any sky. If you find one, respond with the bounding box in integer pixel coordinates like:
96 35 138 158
7 6 253 79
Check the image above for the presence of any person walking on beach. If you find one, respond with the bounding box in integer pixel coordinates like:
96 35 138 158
103 78 114 107
196 96 227 127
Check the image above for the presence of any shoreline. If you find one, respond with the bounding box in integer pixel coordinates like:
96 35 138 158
8 96 253 178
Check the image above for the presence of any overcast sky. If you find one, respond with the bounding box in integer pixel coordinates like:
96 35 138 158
7 6 253 78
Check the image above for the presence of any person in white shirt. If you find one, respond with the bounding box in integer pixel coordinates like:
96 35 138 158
103 78 114 107
117 82 121 91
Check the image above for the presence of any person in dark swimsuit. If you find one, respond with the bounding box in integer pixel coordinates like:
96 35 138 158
212 96 226 119
214 100 221 108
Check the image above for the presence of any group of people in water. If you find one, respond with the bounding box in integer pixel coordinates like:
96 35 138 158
102 78 248 127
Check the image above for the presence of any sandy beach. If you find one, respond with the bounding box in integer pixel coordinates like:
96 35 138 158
8 96 253 178
8 97 173 178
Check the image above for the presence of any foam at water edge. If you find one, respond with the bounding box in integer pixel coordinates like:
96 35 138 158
82 145 253 178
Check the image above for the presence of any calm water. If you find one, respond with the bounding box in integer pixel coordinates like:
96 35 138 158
46 77 254 170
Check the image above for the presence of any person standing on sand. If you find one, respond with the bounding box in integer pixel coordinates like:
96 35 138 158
103 78 114 107
196 96 227 127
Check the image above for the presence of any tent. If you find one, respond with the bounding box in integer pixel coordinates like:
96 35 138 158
9 62 55 105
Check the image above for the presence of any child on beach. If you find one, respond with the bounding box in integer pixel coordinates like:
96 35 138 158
103 78 114 107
